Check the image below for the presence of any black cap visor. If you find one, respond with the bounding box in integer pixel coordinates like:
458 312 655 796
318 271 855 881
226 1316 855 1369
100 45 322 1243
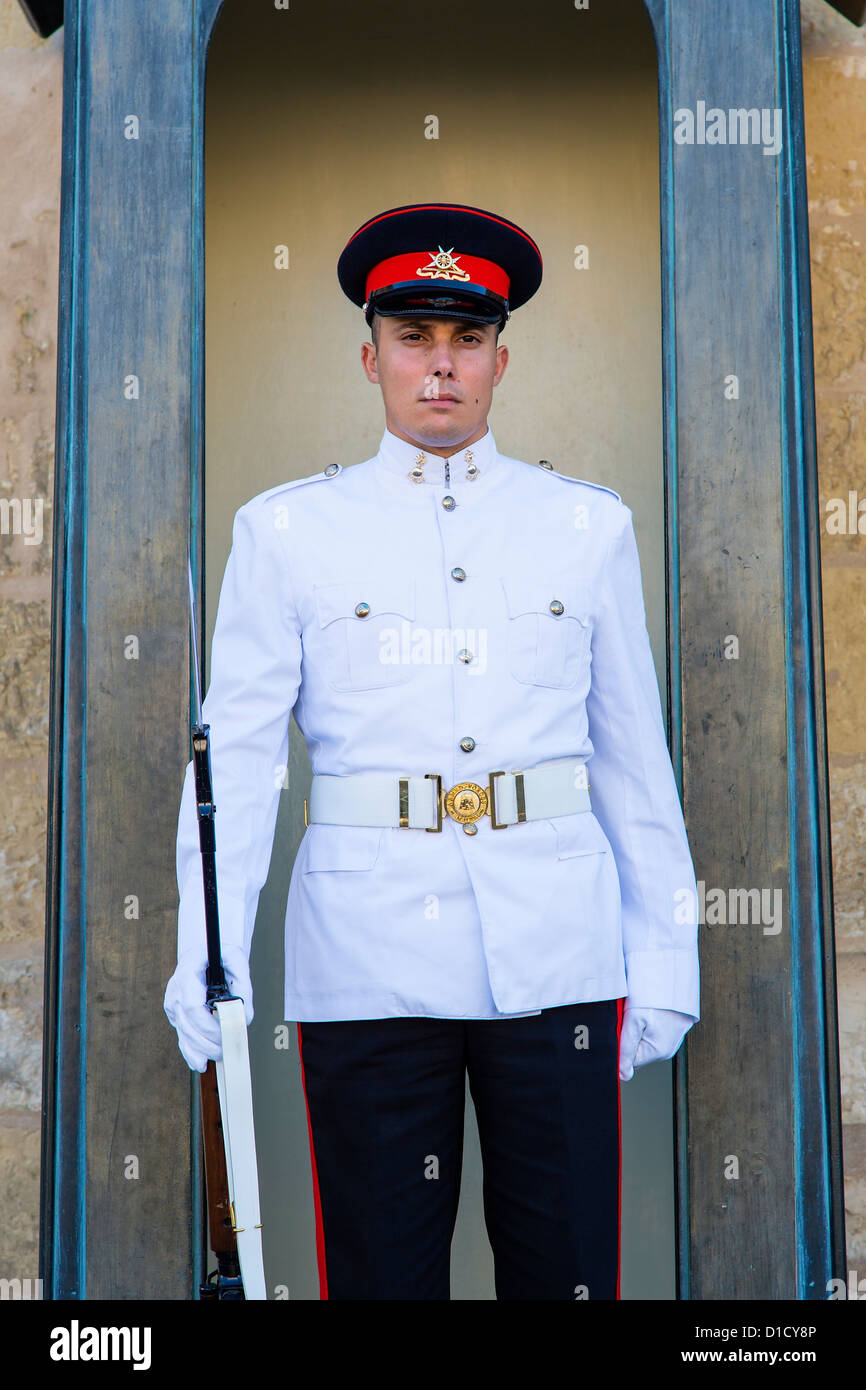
366 282 507 328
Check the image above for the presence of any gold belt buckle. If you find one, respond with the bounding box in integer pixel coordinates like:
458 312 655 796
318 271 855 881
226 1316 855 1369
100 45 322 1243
444 781 489 828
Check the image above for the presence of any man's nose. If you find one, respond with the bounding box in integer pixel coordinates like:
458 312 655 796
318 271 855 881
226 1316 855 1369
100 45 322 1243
428 344 457 376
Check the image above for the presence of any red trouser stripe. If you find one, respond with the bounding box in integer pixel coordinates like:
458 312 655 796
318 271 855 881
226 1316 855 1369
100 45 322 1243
297 1023 329 1300
615 996 625 1300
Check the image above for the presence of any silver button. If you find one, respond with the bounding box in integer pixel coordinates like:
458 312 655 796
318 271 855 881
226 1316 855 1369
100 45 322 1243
458 649 473 664
442 495 456 511
451 567 466 582
549 599 564 615
463 822 478 836
355 601 371 618
459 737 475 752
324 462 340 476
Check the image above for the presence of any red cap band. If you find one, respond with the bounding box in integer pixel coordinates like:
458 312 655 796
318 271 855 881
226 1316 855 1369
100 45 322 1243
365 251 510 303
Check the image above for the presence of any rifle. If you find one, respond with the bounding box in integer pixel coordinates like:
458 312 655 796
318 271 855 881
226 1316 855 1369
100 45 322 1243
188 554 266 1300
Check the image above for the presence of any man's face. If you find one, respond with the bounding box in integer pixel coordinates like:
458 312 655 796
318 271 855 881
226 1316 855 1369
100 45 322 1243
360 314 509 457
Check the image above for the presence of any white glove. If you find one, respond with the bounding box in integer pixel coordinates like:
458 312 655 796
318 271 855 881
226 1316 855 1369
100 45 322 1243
618 1004 695 1081
164 945 254 1073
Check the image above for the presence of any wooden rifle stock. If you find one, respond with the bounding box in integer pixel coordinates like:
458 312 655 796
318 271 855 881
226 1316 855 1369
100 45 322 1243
199 1059 244 1299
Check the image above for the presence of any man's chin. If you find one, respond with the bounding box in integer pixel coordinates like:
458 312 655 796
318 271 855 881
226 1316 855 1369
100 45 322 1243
409 407 473 447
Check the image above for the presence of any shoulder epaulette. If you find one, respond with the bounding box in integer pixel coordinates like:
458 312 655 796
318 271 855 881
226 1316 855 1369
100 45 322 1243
533 458 622 503
248 463 345 509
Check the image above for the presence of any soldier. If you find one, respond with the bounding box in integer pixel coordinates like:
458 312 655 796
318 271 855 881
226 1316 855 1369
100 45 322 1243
165 202 700 1301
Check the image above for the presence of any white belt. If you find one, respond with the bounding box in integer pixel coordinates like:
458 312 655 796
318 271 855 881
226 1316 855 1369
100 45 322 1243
305 755 591 833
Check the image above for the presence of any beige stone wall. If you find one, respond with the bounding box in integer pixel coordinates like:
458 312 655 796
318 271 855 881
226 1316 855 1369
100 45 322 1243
802 0 866 1282
0 0 863 1292
0 0 62 1287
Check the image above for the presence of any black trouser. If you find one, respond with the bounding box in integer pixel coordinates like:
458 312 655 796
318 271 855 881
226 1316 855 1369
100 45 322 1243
297 997 624 1300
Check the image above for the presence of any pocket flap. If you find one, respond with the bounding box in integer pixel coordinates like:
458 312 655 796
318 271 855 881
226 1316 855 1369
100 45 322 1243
314 578 416 628
501 575 589 623
302 823 384 871
552 811 610 860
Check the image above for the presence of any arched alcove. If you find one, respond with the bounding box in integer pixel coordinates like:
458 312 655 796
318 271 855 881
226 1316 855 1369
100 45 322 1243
40 0 845 1302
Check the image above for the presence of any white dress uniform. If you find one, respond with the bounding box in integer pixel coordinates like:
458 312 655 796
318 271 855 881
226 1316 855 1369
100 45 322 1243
173 424 700 1028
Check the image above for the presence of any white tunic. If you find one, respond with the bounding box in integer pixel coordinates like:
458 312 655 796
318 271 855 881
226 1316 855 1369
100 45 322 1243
175 426 700 1023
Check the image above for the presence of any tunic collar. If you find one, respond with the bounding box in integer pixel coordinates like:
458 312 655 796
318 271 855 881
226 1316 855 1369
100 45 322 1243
373 424 501 500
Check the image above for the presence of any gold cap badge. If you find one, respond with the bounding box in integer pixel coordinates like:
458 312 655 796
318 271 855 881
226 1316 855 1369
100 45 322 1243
416 247 471 281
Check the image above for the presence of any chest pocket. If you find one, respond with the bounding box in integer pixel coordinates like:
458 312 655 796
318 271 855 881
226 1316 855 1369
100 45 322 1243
314 578 416 691
501 576 592 690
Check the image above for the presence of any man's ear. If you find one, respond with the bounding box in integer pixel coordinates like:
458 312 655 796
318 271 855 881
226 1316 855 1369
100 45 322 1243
361 340 380 384
493 342 509 386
